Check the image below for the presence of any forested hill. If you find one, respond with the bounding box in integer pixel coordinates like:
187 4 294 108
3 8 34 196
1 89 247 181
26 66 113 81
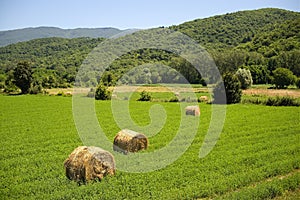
0 37 105 88
0 27 124 47
0 8 299 89
170 8 300 49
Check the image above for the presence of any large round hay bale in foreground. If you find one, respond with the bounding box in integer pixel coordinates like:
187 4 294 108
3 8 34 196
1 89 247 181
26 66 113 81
64 146 115 182
113 129 148 154
185 105 200 116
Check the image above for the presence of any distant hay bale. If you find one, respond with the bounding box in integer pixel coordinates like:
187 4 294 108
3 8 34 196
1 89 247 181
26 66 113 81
199 96 208 102
64 146 115 182
113 129 148 154
64 91 72 97
111 94 118 99
185 105 200 116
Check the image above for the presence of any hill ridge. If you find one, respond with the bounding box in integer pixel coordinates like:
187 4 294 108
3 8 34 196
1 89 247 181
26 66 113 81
0 26 130 47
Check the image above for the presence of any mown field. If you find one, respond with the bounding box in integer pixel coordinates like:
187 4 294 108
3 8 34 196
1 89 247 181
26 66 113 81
0 94 299 199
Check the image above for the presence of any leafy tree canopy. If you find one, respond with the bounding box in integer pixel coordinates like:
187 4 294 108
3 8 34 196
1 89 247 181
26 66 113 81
13 61 33 94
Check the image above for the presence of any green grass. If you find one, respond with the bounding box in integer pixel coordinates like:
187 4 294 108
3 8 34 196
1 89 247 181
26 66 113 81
0 95 299 199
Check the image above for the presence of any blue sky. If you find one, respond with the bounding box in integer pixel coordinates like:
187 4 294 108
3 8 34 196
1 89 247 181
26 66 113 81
0 0 299 31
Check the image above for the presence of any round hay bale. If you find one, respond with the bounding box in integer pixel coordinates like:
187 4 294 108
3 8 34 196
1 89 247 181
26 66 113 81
185 105 200 116
64 146 115 182
113 129 148 154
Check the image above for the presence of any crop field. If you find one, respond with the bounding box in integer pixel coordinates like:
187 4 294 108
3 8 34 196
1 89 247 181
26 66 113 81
0 94 299 199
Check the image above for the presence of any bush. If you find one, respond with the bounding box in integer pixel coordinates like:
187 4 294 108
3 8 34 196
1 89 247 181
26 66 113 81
235 68 253 89
87 88 95 98
95 83 111 100
296 78 300 89
138 90 152 101
199 79 207 86
242 97 264 105
242 95 300 106
272 68 296 89
29 84 43 94
3 84 19 93
56 91 64 96
213 73 242 104
169 96 179 102
266 96 299 107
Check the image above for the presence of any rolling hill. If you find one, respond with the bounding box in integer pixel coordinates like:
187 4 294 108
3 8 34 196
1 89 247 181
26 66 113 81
170 8 300 49
0 8 299 89
0 26 135 47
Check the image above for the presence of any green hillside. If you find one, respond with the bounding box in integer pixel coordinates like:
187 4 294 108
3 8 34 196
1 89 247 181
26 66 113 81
0 8 299 90
236 19 300 76
170 8 300 49
0 37 104 88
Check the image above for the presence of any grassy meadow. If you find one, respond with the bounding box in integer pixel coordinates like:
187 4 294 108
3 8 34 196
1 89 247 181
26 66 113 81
0 93 299 199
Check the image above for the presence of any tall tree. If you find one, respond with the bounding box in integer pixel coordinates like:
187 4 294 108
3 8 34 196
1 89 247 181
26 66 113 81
213 73 242 104
235 68 253 89
13 61 33 94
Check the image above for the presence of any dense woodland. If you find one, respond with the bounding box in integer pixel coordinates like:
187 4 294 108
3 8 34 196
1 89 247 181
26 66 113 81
0 8 299 91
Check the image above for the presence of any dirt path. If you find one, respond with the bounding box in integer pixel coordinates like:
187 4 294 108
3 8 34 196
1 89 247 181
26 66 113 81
46 86 209 94
112 85 208 93
243 88 300 98
46 86 300 98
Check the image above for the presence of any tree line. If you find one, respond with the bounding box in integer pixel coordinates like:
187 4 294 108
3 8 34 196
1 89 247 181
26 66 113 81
0 8 299 94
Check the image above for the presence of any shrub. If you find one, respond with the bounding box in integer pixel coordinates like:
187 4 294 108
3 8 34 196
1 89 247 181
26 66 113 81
169 96 179 102
56 91 64 96
272 68 296 89
242 95 299 106
235 68 253 89
138 90 152 101
296 78 300 89
29 84 43 94
95 83 111 100
58 83 69 88
200 79 207 86
242 97 264 105
3 84 18 93
87 88 95 98
266 96 299 107
213 73 242 104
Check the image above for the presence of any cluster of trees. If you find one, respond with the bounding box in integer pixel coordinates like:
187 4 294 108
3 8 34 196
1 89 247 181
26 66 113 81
4 61 35 94
99 49 202 86
1 8 299 97
214 66 298 104
170 8 300 49
0 37 104 91
171 8 300 91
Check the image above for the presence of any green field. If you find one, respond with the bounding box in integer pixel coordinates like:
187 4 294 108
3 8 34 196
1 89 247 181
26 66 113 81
0 95 299 199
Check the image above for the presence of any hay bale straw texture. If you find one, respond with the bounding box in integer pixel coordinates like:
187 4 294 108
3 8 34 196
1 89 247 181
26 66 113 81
113 129 148 154
185 105 200 116
64 146 115 182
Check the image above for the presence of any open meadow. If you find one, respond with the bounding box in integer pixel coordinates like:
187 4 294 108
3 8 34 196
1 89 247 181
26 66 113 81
0 91 299 199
